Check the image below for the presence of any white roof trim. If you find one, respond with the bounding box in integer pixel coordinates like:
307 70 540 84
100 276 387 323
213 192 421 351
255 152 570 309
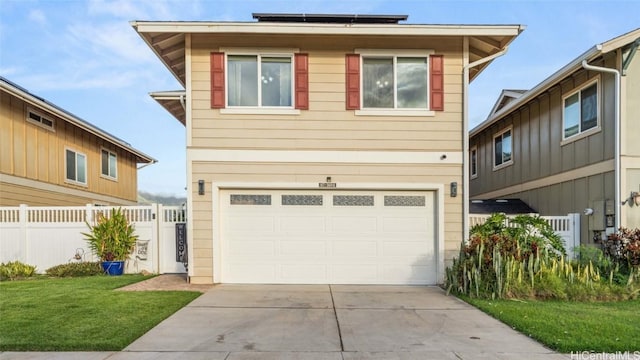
131 21 524 37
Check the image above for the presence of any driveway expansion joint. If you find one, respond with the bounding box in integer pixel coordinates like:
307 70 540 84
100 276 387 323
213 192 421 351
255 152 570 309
329 285 345 352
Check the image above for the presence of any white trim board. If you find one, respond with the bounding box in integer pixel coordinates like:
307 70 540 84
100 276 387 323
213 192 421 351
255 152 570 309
188 149 462 164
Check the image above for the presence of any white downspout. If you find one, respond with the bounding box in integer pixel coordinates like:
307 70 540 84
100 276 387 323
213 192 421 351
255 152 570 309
581 58 621 230
462 43 509 239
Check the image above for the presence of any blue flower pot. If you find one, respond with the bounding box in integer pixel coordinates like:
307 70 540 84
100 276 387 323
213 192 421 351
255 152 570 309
102 261 124 276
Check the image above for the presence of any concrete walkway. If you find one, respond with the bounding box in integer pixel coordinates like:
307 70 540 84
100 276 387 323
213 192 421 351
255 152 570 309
1 281 570 359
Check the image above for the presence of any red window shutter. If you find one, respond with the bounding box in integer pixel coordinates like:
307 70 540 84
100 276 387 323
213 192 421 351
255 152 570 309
210 52 225 109
345 54 360 110
295 53 309 110
430 55 444 111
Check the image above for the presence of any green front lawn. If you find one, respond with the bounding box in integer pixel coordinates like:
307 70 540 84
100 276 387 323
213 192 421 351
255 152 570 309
0 275 201 351
463 297 640 353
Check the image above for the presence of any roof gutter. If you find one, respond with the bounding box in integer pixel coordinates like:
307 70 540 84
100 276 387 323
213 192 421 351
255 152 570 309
462 42 510 239
470 45 603 137
581 56 621 231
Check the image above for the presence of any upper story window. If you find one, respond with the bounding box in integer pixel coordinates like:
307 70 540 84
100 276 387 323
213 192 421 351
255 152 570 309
362 56 428 109
563 79 599 140
101 149 117 179
227 54 293 108
493 127 512 169
211 50 307 114
470 146 478 178
27 108 54 130
347 50 442 116
65 149 87 185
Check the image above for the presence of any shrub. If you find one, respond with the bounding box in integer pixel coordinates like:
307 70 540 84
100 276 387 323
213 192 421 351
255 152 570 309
470 213 566 258
603 228 640 271
446 215 639 301
0 261 37 281
45 262 103 277
83 207 138 262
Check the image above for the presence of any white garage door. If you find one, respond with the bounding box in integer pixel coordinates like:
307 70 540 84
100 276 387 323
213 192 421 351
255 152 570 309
219 190 437 285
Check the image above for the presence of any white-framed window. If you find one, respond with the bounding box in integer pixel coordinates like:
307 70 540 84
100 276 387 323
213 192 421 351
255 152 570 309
101 149 117 180
493 127 512 169
26 108 54 130
354 49 435 117
362 55 428 109
563 78 599 140
470 146 478 178
226 53 293 108
65 148 87 185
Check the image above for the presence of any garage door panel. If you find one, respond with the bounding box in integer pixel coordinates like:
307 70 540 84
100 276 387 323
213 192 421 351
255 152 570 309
220 190 437 285
280 240 326 255
382 242 433 257
227 216 275 232
382 217 430 233
228 240 275 256
332 264 378 282
280 216 326 232
330 216 378 232
227 263 276 283
280 264 327 282
383 264 435 283
333 241 377 257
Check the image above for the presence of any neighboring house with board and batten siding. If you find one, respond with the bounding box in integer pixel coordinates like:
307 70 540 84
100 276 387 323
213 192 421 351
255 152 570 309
133 13 524 285
470 28 640 245
0 77 156 206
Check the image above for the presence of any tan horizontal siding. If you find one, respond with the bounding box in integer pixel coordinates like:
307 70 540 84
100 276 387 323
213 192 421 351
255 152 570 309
190 114 462 131
189 44 464 152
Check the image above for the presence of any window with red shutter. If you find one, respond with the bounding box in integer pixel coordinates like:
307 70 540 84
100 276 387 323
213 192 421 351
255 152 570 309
210 52 225 109
295 53 309 110
352 51 440 113
345 54 361 110
429 55 444 111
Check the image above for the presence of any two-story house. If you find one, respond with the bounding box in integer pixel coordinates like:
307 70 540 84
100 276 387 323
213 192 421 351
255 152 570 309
133 13 523 285
0 77 156 206
470 28 640 245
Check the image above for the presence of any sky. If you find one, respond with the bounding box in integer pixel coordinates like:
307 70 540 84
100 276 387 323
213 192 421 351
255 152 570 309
1 0 639 197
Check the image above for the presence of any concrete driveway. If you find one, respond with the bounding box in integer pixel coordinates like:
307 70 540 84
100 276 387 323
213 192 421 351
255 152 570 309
117 284 568 359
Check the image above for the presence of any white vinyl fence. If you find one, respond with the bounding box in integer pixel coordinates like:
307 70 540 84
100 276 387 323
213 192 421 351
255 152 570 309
469 213 581 259
0 204 187 274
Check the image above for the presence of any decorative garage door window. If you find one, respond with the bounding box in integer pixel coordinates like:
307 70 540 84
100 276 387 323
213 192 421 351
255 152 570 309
333 195 374 206
282 195 323 206
384 195 426 207
230 194 271 205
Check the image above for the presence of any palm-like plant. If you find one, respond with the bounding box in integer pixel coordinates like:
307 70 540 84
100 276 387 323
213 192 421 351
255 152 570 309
83 208 138 261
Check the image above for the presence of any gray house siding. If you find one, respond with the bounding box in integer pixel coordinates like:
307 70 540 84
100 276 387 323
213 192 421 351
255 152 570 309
470 56 618 244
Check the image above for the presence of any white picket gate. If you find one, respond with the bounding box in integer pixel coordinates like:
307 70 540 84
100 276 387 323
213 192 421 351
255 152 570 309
469 213 581 259
0 204 186 274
